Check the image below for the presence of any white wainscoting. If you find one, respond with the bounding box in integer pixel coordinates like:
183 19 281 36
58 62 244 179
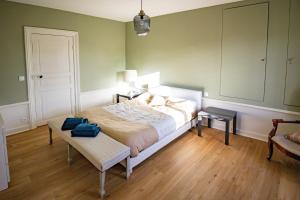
2 92 300 141
80 87 118 111
202 98 300 142
0 102 31 135
0 88 118 136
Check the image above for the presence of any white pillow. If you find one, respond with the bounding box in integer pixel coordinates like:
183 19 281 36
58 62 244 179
167 96 186 103
149 95 166 106
136 92 152 104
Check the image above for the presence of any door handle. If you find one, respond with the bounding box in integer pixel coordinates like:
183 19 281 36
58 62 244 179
260 58 265 62
287 58 293 64
31 75 44 79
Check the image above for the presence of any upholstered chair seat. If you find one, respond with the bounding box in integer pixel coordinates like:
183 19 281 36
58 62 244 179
268 119 300 161
272 136 300 156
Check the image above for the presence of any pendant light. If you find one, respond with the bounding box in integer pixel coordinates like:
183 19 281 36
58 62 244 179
133 0 150 36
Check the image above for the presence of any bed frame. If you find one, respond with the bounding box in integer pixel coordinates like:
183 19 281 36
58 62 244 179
122 85 202 173
49 85 202 174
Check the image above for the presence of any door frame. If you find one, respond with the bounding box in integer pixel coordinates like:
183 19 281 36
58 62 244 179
24 26 81 128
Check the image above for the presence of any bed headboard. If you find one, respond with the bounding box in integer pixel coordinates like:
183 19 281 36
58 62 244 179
148 85 202 110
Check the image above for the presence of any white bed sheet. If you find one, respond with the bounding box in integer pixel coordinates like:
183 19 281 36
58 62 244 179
104 97 197 140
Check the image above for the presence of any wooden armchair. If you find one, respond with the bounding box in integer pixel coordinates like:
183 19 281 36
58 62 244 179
268 119 300 161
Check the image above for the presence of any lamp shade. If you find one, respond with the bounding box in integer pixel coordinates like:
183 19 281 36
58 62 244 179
123 70 138 82
134 10 150 36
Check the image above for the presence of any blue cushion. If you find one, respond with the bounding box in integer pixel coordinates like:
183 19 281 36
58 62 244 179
61 118 88 130
71 124 101 137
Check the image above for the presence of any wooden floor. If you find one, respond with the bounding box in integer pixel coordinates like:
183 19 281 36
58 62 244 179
0 127 299 200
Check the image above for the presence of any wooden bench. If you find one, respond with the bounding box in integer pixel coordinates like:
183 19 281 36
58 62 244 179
198 107 237 145
48 116 131 199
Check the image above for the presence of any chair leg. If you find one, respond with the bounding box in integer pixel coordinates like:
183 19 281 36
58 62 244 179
49 127 53 145
267 139 273 160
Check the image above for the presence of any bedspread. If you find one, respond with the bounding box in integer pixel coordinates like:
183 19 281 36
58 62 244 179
77 98 196 157
77 105 162 157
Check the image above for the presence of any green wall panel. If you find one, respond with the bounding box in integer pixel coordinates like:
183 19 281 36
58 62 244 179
220 3 269 101
126 0 299 112
126 6 223 98
0 1 125 106
284 0 300 107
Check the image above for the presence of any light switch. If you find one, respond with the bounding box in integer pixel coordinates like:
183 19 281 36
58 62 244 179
18 76 25 82
204 92 209 97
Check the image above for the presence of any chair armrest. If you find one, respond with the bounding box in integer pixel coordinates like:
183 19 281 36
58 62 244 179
272 119 300 125
269 119 300 138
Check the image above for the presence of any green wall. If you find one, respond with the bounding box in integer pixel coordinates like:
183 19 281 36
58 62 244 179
0 0 125 106
126 0 300 112
1 0 299 112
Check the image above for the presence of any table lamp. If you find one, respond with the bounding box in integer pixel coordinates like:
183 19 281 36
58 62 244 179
123 70 138 97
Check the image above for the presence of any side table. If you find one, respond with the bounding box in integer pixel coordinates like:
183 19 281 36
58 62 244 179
198 107 237 145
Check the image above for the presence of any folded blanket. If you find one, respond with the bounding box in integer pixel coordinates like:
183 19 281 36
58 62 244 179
61 118 88 130
71 123 100 137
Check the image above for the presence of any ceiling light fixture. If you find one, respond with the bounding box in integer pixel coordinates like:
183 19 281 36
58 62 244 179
133 0 150 36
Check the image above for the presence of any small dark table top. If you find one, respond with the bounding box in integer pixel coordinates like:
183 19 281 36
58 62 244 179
198 107 237 121
117 93 141 99
116 92 143 103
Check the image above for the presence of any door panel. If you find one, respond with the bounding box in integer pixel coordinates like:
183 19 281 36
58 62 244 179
220 3 269 101
41 89 73 119
39 37 71 74
284 0 300 106
31 34 75 124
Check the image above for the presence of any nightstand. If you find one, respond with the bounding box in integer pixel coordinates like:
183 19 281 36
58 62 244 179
116 93 142 103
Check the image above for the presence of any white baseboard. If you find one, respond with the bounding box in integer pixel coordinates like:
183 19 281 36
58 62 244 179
0 102 31 136
202 98 300 142
205 122 268 142
7 125 31 136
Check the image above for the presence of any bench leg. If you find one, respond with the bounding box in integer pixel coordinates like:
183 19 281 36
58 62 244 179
67 144 72 164
49 127 53 145
99 171 106 199
225 120 230 145
126 156 131 179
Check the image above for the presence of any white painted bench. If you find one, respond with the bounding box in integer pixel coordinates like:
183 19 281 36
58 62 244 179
48 116 131 199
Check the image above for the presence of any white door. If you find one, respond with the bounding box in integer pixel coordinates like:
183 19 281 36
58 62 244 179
30 33 77 126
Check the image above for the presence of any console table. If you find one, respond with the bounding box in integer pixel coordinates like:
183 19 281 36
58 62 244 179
198 107 237 145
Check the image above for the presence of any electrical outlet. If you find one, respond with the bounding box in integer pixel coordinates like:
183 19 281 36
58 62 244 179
204 92 209 97
20 117 28 123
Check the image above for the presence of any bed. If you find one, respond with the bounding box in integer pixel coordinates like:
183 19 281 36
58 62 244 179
76 85 202 173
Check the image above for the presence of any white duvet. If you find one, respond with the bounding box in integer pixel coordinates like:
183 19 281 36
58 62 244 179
104 97 197 140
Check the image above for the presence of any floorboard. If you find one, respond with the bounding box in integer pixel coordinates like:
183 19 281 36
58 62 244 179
0 126 299 200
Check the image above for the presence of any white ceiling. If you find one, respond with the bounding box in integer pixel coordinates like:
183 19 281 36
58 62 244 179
8 0 244 22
